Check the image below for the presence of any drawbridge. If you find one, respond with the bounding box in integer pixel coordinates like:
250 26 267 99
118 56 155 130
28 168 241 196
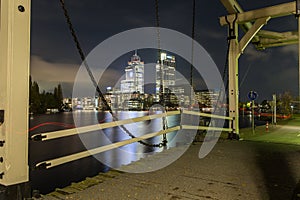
0 0 299 199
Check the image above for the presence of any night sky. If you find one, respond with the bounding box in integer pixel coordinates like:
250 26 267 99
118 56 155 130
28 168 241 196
30 0 297 102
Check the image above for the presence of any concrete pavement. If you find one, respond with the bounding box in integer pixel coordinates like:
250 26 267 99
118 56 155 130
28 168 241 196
40 138 300 200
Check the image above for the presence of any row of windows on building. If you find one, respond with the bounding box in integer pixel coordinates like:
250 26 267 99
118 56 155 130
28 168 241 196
63 89 220 111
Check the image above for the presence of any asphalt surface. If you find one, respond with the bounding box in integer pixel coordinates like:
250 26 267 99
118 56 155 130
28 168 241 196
41 139 300 200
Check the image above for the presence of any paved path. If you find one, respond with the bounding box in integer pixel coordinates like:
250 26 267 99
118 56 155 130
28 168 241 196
41 139 300 200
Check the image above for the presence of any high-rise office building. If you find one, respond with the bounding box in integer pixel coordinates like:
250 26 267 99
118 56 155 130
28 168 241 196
156 52 176 94
121 51 144 94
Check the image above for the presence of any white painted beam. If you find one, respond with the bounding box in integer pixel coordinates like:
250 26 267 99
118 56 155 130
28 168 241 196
219 0 243 14
239 17 270 54
220 2 295 26
219 1 293 44
257 30 285 39
0 0 30 186
258 31 298 48
35 126 181 169
31 111 181 141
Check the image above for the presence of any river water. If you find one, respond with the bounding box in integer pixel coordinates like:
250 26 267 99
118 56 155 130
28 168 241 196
29 111 264 194
29 111 186 194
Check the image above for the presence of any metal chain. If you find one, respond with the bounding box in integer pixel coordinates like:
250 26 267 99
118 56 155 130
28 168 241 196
155 0 161 52
155 0 163 105
59 0 164 148
190 0 196 91
223 40 230 92
155 0 168 147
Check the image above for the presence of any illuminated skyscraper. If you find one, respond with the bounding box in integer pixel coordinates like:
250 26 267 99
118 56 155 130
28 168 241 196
121 51 144 94
156 52 176 95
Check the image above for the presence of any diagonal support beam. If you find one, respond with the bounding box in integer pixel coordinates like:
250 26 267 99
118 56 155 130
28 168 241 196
219 0 243 14
239 17 271 55
257 30 285 39
258 31 299 49
259 41 298 49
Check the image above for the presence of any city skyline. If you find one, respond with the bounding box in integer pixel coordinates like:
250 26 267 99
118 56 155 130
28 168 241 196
106 51 190 110
30 0 298 102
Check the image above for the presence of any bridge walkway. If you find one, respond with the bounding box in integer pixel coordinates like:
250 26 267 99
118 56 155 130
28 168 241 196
40 137 300 200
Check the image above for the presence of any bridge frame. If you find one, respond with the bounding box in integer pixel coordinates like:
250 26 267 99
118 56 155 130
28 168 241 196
0 0 31 198
0 0 299 198
219 0 300 137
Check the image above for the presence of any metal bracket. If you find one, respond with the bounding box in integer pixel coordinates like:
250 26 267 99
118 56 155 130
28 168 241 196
35 162 51 170
0 172 4 179
0 110 4 125
225 14 238 40
31 134 47 141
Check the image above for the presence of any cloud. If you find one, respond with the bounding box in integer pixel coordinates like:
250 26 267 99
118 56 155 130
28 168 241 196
243 45 270 61
30 55 79 83
198 29 225 39
278 44 298 59
31 55 123 97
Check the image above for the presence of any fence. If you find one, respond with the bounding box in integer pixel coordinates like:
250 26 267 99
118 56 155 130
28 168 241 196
31 110 232 169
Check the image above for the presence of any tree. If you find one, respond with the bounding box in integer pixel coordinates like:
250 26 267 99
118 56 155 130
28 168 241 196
30 80 41 114
54 84 63 110
261 99 271 112
29 76 64 114
278 92 293 115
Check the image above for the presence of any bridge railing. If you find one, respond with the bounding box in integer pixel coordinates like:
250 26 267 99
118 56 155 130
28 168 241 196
32 110 232 169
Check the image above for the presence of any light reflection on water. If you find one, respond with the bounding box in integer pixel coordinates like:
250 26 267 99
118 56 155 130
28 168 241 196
76 111 184 170
29 111 263 194
29 111 183 194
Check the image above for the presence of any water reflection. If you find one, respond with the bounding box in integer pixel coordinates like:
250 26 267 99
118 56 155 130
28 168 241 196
76 111 189 171
29 111 260 194
29 111 187 194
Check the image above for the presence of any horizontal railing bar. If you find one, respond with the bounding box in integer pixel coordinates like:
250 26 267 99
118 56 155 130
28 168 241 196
31 111 180 141
182 110 233 120
35 126 181 169
182 125 233 132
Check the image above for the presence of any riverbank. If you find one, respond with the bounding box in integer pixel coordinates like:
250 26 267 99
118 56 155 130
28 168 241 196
240 114 300 145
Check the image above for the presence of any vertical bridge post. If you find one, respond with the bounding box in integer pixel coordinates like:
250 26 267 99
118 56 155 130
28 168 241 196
0 0 31 198
219 1 300 139
224 13 270 139
226 14 239 138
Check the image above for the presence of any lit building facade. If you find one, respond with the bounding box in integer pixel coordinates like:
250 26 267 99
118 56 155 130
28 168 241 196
194 89 220 108
155 52 176 95
121 51 144 94
155 52 181 107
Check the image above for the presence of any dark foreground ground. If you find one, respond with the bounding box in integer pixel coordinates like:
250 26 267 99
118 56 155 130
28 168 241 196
41 138 300 200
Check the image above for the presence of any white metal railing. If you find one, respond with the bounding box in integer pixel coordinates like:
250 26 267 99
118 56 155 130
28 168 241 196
31 111 180 141
33 110 233 169
35 126 181 169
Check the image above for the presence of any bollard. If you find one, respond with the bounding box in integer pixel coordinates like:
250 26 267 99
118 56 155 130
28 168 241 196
266 121 269 132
